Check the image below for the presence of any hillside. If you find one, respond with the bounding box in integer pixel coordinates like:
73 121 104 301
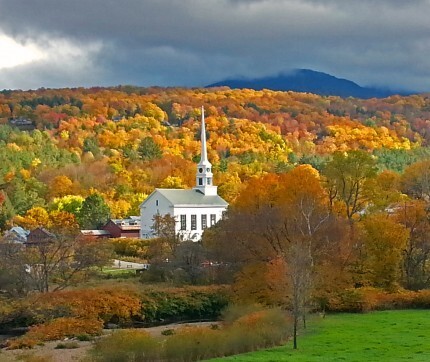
1 86 430 227
207 69 410 98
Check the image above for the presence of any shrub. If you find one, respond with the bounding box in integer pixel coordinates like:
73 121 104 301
14 353 52 362
325 288 430 312
221 304 265 325
161 328 175 336
140 286 230 324
164 327 223 361
55 341 79 349
14 288 143 327
76 333 92 341
91 329 160 362
226 309 291 354
6 337 39 350
7 317 103 349
164 308 290 360
89 307 291 361
25 317 103 341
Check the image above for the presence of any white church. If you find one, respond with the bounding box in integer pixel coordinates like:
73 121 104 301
139 107 228 241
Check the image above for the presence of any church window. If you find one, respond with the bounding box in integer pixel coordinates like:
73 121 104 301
210 214 216 226
199 167 203 173
156 200 159 206
201 214 207 229
191 215 197 230
207 178 212 185
198 178 203 186
206 168 211 172
180 215 186 230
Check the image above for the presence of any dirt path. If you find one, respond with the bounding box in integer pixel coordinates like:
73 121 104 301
0 322 219 362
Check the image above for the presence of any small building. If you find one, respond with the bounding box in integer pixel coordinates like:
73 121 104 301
26 227 56 245
140 107 228 241
3 226 29 243
80 230 111 239
8 117 36 131
102 217 141 238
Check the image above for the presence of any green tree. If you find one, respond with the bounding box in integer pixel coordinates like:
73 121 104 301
323 151 377 222
78 193 110 229
138 137 162 161
83 137 101 157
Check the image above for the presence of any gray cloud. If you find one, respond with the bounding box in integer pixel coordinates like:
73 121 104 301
0 0 430 91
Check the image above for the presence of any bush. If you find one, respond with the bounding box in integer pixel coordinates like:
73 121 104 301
55 341 79 349
140 286 230 324
325 288 430 312
161 328 175 336
76 333 92 341
91 329 160 362
164 327 224 361
89 307 291 361
221 304 265 325
4 287 143 328
7 317 103 349
225 309 291 355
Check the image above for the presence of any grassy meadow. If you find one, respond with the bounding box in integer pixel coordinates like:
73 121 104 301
212 310 430 362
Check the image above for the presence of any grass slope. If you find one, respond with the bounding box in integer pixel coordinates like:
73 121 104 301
212 310 430 362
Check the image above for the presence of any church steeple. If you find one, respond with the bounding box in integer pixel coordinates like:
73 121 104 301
194 107 218 196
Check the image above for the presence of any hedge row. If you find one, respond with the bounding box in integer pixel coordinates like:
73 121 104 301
2 285 230 348
325 288 430 312
140 286 230 324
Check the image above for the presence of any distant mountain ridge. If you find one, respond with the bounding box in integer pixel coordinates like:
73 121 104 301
207 69 412 99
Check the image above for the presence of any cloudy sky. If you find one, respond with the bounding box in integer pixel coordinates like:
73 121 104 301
0 0 430 91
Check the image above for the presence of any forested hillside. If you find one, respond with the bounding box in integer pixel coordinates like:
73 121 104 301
1 86 430 229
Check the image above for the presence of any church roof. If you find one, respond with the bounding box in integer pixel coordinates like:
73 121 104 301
152 188 228 207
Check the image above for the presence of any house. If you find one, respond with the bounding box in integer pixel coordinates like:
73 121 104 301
140 107 228 241
3 226 29 243
25 227 55 245
102 217 141 238
8 117 36 131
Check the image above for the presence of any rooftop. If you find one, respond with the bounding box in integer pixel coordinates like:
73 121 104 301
152 189 228 207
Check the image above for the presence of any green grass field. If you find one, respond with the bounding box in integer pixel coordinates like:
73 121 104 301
212 310 430 362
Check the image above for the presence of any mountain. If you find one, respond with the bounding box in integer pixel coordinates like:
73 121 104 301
207 69 411 99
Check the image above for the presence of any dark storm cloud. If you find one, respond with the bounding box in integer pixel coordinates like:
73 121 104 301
0 0 430 90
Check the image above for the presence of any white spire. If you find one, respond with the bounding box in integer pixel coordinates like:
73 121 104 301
200 106 208 163
194 106 218 196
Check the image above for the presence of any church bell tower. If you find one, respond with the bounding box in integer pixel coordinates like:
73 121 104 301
194 107 218 196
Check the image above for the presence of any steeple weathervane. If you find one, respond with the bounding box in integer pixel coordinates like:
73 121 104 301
194 106 218 196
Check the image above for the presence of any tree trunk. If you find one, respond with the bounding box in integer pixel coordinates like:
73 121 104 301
293 315 298 349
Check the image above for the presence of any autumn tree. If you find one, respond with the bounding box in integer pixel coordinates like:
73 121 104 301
48 175 75 199
401 160 430 200
394 200 430 290
363 170 405 212
358 214 409 290
0 232 112 294
323 150 377 222
145 213 181 276
207 165 345 349
170 240 207 284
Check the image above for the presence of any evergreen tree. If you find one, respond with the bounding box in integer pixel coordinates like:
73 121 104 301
78 193 110 229
138 137 162 161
